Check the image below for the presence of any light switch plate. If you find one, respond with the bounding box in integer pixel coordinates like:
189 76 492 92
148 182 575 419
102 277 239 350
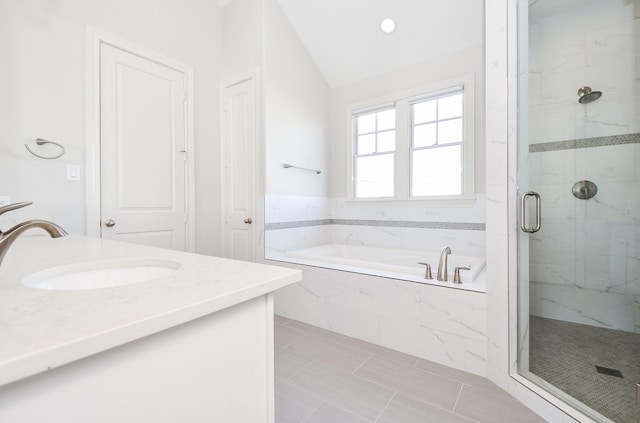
67 165 81 181
0 196 10 207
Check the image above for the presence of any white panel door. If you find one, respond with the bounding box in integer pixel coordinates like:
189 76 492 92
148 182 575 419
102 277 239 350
100 43 187 250
223 78 256 261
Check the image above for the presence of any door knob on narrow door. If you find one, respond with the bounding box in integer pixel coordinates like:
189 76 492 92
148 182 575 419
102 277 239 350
104 219 116 227
244 218 252 224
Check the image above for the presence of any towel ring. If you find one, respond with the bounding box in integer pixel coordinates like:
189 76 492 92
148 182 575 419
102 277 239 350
25 138 66 160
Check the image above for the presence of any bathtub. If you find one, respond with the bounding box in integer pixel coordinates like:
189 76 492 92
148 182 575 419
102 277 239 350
280 244 486 292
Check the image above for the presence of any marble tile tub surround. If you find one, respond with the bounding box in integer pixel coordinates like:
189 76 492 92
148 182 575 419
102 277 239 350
265 194 486 257
274 261 489 376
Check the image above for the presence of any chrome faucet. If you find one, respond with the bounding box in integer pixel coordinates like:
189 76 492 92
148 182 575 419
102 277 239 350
437 246 452 281
0 202 67 266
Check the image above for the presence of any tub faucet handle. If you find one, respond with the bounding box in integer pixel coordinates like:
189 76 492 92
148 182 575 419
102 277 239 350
453 267 471 284
418 262 433 280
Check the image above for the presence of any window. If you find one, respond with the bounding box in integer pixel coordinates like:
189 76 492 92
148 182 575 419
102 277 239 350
354 107 396 198
411 89 463 196
349 77 474 201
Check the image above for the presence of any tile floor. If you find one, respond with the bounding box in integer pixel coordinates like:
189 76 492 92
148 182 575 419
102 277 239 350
274 316 544 423
530 316 640 423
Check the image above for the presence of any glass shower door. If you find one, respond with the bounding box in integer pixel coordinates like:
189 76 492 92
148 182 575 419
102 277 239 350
517 0 640 422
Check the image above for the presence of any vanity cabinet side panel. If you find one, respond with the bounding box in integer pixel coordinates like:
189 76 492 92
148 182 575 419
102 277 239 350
0 294 273 423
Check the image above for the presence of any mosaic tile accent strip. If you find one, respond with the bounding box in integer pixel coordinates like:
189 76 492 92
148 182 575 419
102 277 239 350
529 133 640 153
265 219 485 231
265 219 332 230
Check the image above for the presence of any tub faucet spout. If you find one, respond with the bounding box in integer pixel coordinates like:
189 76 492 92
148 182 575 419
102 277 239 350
0 202 67 267
437 246 452 281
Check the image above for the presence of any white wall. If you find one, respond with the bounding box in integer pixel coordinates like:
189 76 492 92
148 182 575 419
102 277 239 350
220 0 263 81
264 0 330 197
0 0 221 256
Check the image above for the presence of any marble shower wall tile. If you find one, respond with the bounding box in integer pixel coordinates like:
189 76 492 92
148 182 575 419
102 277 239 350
529 281 637 332
529 0 640 142
527 143 640 330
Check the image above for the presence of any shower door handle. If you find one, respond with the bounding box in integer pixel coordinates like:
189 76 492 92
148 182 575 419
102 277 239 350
520 191 541 233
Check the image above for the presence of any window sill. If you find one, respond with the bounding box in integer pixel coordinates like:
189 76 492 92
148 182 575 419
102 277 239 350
345 195 478 208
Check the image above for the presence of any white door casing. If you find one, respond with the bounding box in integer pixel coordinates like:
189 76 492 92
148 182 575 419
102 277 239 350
85 27 195 251
222 75 256 261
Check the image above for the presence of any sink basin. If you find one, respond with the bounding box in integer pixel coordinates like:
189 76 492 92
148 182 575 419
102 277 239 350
22 259 181 291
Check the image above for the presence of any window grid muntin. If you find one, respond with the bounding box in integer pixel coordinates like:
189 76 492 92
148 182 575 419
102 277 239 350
355 107 396 156
353 106 396 198
410 89 464 197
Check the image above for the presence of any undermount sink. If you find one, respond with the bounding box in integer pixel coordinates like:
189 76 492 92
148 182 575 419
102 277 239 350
22 259 181 291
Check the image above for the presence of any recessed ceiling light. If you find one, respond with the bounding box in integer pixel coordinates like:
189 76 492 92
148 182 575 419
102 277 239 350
380 18 396 34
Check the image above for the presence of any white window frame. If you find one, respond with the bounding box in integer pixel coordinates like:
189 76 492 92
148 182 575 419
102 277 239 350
346 74 475 204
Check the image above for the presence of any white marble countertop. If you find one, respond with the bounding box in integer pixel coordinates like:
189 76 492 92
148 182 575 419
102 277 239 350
0 236 302 387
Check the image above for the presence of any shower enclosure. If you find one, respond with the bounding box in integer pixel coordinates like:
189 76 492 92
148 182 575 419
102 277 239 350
517 0 640 422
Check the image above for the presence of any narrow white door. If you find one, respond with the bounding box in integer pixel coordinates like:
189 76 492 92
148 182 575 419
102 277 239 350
222 77 256 261
100 43 187 250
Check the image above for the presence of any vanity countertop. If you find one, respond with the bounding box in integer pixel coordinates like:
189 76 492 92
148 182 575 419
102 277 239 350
0 235 302 387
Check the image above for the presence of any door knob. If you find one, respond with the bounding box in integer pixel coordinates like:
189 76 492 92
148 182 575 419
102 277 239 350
244 218 252 224
104 219 116 227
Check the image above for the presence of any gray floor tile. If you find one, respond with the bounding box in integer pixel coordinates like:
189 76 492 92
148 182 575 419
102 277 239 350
354 355 462 411
454 385 545 423
275 324 308 347
340 337 419 366
377 393 478 423
275 379 324 423
286 320 346 341
287 334 372 373
275 315 294 326
416 359 500 391
275 345 313 380
302 402 369 423
288 361 395 421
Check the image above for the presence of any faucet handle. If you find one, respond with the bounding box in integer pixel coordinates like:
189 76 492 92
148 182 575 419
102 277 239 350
0 201 33 216
453 266 471 284
418 262 433 280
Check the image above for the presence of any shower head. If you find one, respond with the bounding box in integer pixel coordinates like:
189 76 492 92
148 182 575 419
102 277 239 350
577 86 602 104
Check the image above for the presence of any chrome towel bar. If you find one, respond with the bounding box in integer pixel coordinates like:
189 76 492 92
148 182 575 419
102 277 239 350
283 163 322 175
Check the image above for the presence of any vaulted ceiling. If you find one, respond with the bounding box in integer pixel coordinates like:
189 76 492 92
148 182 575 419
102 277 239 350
276 0 485 88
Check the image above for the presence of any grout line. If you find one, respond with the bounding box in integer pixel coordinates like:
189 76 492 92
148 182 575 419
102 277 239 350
300 400 325 423
282 332 310 349
283 352 315 382
452 383 464 413
351 354 374 375
373 391 398 423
